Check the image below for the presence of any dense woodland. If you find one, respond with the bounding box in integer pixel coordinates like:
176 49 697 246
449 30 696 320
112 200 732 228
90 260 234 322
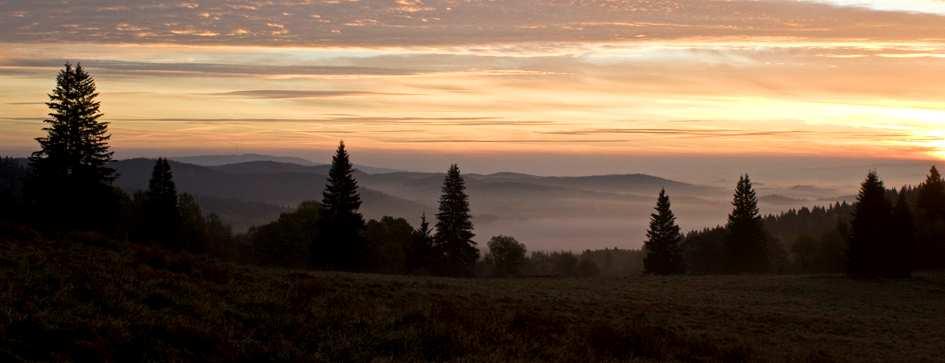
2 64 944 279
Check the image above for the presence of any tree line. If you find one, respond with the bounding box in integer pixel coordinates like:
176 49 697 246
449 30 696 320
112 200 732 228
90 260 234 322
643 169 945 278
0 63 624 278
248 140 482 276
0 64 233 254
0 64 530 277
2 63 942 279
245 142 641 278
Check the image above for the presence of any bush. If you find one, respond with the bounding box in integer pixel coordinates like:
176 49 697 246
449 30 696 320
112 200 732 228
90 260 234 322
484 235 527 277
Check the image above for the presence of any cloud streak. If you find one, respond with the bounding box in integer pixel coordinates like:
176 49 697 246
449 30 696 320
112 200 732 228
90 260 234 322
3 0 945 46
382 139 632 144
538 128 921 141
0 58 422 77
2 1 945 161
88 116 554 127
209 90 409 99
539 128 811 137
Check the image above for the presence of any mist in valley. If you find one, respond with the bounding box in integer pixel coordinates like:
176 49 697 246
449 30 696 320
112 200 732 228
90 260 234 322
95 153 926 251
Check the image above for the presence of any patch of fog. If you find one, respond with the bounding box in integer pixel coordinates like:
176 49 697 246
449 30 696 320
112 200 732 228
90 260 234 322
472 194 846 252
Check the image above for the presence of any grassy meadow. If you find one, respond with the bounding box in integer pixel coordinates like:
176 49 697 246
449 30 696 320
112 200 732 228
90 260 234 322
2 231 944 362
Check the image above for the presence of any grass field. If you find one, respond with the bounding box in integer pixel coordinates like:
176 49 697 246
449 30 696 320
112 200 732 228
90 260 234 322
2 233 944 362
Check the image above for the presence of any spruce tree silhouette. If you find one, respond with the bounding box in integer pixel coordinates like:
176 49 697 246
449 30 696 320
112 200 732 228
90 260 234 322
725 175 769 274
145 158 178 246
890 189 914 278
643 189 685 275
918 166 945 214
417 213 433 243
915 166 945 269
316 141 366 271
434 164 479 277
28 63 117 231
848 171 892 277
407 213 435 273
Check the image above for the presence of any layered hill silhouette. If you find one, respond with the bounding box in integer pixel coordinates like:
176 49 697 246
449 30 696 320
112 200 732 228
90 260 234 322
113 159 426 231
112 158 711 233
107 156 844 249
5 154 850 249
173 153 400 174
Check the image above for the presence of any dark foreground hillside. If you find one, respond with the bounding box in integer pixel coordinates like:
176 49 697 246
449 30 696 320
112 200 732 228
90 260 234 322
2 232 944 362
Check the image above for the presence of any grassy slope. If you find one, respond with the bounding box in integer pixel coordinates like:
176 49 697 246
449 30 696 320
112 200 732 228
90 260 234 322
2 234 944 362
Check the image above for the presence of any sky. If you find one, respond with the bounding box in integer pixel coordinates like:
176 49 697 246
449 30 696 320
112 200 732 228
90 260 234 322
1 0 944 178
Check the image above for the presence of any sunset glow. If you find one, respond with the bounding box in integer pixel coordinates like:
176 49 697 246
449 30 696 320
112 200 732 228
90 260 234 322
1 0 944 163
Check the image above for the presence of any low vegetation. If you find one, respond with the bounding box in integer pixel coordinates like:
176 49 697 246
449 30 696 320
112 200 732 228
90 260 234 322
3 232 944 362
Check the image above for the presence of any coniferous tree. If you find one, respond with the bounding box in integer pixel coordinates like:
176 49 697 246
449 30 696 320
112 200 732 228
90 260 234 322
434 164 479 277
725 175 769 273
915 166 945 269
315 141 366 270
417 213 432 240
917 166 945 214
686 201 854 274
848 171 893 277
407 213 435 274
643 189 685 275
890 189 914 278
28 63 117 230
144 158 178 245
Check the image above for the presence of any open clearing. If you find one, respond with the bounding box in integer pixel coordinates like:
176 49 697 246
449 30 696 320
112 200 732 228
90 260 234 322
2 236 944 362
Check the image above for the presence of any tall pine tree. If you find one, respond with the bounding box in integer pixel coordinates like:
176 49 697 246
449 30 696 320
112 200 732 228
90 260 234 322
316 141 366 271
917 166 945 214
434 164 479 277
725 175 769 274
889 189 914 278
848 171 893 277
144 158 178 245
915 166 945 269
643 189 685 275
28 63 117 230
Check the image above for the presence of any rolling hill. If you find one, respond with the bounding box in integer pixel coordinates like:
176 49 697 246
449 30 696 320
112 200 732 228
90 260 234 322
172 153 318 167
112 158 841 249
9 156 847 247
170 153 400 174
113 159 428 231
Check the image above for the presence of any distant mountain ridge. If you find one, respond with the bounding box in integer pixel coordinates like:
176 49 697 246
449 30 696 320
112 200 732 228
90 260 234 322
4 154 842 249
170 154 400 174
471 172 719 195
113 158 429 232
172 154 317 166
209 161 323 175
112 158 724 237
